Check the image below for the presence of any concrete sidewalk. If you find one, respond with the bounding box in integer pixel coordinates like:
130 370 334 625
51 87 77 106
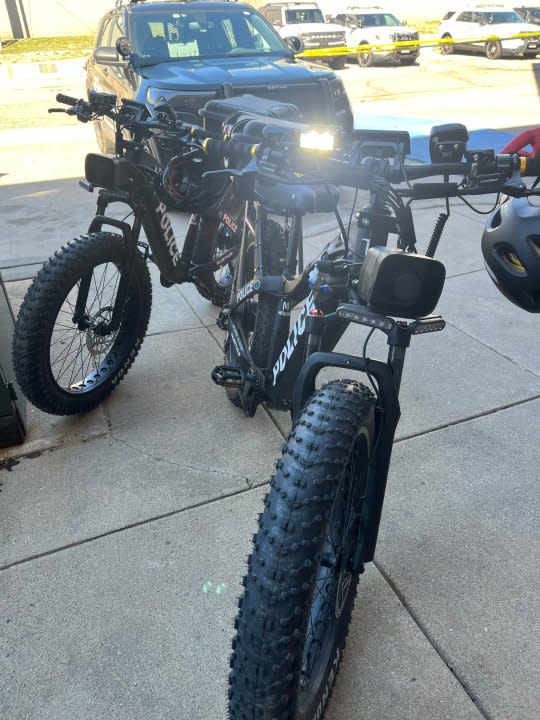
1 129 539 719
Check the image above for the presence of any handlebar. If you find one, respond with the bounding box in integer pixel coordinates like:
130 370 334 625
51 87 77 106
49 88 540 201
56 93 79 107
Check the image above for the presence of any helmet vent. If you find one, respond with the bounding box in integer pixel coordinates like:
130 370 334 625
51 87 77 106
490 207 502 229
497 243 526 275
530 235 540 257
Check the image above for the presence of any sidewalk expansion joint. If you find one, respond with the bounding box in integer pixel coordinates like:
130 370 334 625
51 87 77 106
0 481 267 573
110 431 254 481
395 393 540 444
374 559 492 720
445 318 540 377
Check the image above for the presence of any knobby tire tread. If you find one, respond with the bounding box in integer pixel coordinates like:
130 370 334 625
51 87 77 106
229 379 375 719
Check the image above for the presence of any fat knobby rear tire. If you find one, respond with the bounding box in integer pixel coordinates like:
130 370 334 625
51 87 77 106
229 379 376 719
226 218 288 409
12 232 152 415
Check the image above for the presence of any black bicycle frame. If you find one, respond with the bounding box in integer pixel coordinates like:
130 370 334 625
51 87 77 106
75 167 243 330
221 179 447 563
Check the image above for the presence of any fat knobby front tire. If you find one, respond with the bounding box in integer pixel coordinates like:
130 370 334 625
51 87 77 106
229 379 376 719
13 232 152 415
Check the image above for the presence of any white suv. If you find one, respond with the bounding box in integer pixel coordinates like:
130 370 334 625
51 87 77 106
327 5 420 66
439 5 540 58
259 2 348 68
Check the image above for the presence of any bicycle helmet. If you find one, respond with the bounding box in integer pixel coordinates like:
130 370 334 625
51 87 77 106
161 150 226 212
481 196 540 312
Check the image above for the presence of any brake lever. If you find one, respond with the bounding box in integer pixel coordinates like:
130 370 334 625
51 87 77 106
202 168 246 179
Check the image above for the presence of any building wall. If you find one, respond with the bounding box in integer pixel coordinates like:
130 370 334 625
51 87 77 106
0 3 11 40
1 0 112 39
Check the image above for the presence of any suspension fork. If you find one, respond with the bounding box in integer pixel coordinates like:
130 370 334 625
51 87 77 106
292 324 413 566
73 192 142 333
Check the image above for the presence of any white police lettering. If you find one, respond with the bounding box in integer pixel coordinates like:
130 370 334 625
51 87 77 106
272 293 315 386
156 202 181 266
236 280 255 303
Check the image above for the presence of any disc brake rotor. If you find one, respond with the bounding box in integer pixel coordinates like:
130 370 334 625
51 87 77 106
85 306 117 357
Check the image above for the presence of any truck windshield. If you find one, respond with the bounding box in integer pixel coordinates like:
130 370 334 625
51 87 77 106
355 13 401 27
131 8 286 65
477 11 523 23
285 9 325 23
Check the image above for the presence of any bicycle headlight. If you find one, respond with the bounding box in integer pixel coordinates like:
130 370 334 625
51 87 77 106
299 129 336 152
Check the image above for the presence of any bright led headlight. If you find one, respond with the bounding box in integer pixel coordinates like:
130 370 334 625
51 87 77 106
299 129 336 152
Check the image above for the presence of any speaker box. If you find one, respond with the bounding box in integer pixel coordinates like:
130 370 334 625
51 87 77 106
358 247 446 319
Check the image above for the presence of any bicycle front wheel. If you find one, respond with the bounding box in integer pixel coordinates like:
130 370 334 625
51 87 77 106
13 232 152 415
229 379 376 719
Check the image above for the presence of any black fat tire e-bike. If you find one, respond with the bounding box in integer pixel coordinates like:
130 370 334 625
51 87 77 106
223 125 539 718
12 92 244 415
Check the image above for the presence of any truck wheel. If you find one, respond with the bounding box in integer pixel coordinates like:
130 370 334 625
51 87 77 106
357 50 373 67
440 35 454 55
486 40 502 60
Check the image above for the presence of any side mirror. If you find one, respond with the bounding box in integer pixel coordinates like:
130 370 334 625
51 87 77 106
285 35 304 54
93 46 123 64
116 36 132 57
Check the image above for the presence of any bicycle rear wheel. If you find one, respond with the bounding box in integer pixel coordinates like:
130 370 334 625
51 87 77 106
225 217 287 409
229 379 376 719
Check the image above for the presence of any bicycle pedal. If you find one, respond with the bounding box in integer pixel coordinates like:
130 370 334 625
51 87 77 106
211 365 243 388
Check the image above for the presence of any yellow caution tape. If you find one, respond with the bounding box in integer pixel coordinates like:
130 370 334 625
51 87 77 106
295 32 540 59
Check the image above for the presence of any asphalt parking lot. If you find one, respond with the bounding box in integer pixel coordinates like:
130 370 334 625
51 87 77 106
1 47 539 720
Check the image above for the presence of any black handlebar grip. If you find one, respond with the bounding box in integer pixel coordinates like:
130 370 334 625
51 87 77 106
56 93 79 106
203 138 256 162
520 155 540 176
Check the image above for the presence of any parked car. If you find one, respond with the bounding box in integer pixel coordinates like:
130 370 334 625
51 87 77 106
514 6 540 24
439 4 540 59
86 0 353 163
328 5 420 66
258 2 348 69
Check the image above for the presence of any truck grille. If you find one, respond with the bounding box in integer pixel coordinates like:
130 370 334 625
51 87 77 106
230 82 335 126
300 32 346 47
392 32 419 42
